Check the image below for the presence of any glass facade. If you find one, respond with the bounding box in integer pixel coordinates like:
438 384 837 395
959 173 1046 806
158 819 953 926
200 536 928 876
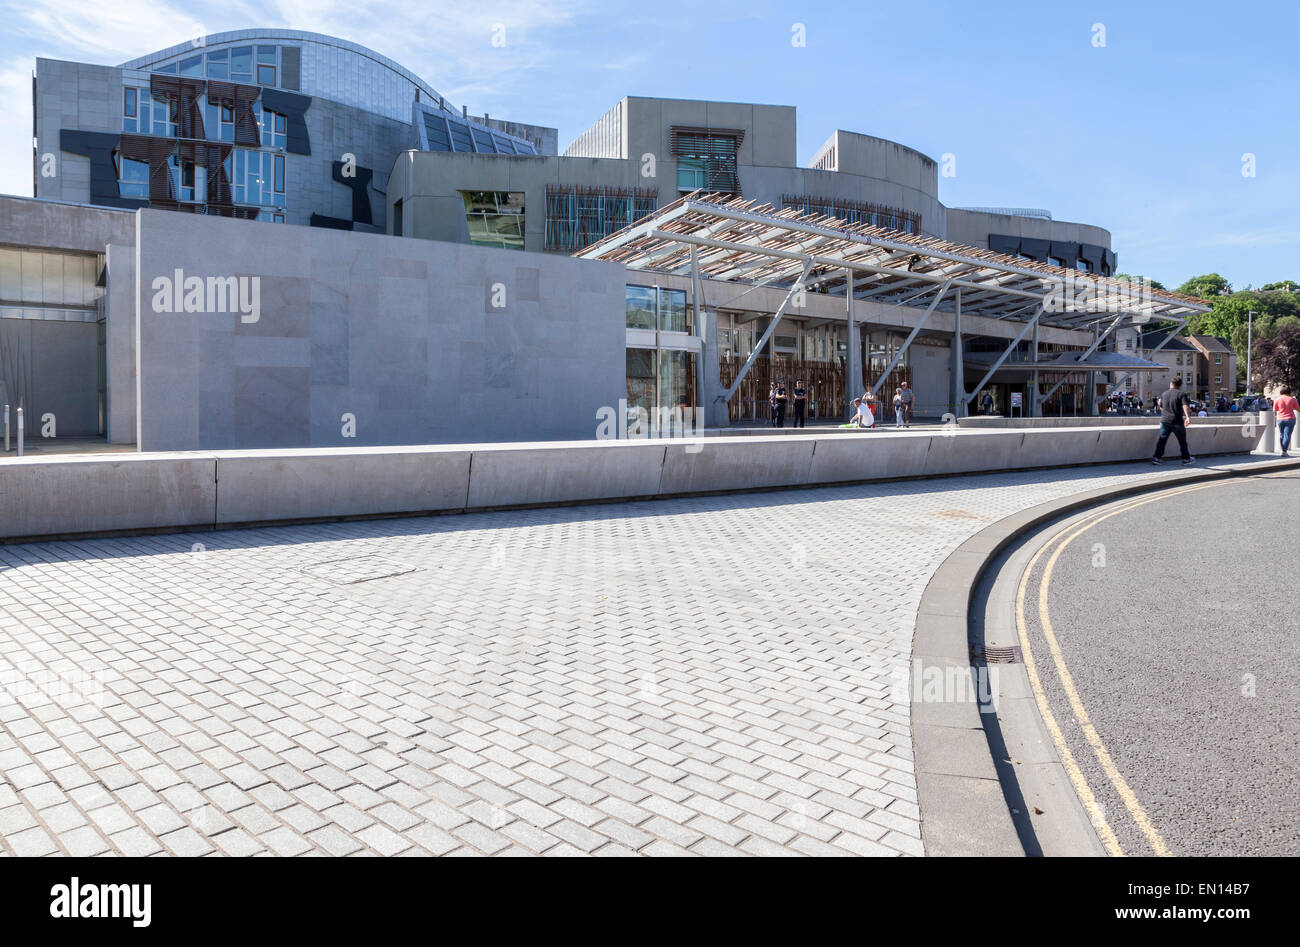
421 111 537 155
625 348 697 436
461 191 525 250
544 186 657 250
624 285 688 332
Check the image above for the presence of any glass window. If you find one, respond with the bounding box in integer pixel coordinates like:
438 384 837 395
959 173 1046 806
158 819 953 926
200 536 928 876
471 128 495 152
626 349 657 426
658 288 688 333
180 54 202 77
1214 353 1222 364
123 87 137 117
677 157 707 192
154 63 177 75
424 116 450 151
206 49 229 79
461 191 525 250
258 45 277 64
448 120 474 152
1076 259 1090 272
625 286 656 330
230 46 253 81
116 154 149 198
257 64 276 86
274 154 285 194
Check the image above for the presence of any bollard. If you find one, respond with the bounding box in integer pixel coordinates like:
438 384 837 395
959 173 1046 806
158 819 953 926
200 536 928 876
15 407 23 457
3 403 7 452
1259 410 1276 454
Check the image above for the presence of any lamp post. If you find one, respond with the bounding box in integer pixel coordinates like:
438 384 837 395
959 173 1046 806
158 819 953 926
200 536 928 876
1246 310 1256 396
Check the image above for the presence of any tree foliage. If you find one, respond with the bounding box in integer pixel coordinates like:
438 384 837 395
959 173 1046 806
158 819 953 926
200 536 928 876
1175 273 1231 298
1252 324 1300 391
1171 275 1300 381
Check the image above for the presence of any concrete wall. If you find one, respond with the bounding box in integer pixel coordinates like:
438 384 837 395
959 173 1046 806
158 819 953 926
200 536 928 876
944 208 1112 255
106 242 136 443
0 195 136 253
134 210 628 451
0 424 1267 541
34 59 122 204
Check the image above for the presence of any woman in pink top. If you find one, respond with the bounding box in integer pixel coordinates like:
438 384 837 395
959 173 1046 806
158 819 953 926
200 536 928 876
1273 386 1298 455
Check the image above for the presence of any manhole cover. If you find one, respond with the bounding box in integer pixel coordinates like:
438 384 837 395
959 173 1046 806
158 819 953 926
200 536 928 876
971 645 1023 664
299 555 416 585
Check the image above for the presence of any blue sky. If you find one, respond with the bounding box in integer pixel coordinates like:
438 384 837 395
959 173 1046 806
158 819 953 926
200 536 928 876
1 0 1295 289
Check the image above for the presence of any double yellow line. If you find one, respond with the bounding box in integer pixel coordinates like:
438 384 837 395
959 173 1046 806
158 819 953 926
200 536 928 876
1014 479 1227 857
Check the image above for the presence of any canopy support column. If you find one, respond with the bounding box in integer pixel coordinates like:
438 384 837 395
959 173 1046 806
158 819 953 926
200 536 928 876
870 280 951 397
963 305 1046 407
846 269 861 416
722 260 813 402
949 288 965 417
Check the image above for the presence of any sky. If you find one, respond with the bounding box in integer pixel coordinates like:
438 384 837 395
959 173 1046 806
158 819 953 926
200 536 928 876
1 0 1296 290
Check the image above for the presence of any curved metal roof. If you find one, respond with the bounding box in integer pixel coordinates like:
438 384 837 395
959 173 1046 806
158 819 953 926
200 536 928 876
118 29 440 102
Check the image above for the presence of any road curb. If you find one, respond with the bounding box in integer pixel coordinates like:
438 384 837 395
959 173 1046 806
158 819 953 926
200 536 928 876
911 453 1300 857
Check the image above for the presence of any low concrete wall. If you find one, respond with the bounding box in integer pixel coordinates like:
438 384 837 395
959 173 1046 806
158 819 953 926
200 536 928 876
0 453 215 538
0 423 1263 541
959 415 1256 428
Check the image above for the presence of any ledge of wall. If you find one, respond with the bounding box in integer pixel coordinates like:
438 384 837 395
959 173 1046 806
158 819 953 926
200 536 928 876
0 424 1263 542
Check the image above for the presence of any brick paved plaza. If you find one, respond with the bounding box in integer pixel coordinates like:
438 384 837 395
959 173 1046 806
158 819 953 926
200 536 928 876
0 463 1180 857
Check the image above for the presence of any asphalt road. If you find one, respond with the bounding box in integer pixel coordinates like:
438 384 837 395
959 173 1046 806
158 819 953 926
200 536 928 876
1018 468 1300 856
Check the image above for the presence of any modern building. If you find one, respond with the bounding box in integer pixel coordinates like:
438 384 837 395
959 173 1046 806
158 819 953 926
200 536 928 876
3 30 1211 451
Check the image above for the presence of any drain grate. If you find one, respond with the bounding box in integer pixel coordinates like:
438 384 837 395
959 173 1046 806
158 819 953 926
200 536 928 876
971 645 1023 664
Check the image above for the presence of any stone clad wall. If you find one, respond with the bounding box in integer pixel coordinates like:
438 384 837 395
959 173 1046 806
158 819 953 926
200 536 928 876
134 210 627 450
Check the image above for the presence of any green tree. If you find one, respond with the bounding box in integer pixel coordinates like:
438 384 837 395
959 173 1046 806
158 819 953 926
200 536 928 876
1252 324 1300 391
1175 273 1231 298
1115 272 1166 291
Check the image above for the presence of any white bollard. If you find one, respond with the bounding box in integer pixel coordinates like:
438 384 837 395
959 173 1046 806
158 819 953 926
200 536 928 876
15 407 23 457
1259 410 1276 454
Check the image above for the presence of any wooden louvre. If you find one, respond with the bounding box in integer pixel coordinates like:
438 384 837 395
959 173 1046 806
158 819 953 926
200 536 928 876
148 75 207 140
670 126 744 196
204 80 263 146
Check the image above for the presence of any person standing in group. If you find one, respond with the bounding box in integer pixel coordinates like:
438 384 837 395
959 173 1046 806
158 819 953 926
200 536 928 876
1273 386 1298 456
892 388 904 428
898 381 915 428
773 378 789 428
1152 377 1195 465
982 391 993 415
791 379 808 428
768 382 779 427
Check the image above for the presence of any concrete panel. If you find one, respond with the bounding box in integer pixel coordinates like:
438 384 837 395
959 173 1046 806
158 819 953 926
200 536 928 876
806 432 934 482
135 210 627 451
466 440 666 508
658 437 816 494
214 447 473 523
0 454 215 539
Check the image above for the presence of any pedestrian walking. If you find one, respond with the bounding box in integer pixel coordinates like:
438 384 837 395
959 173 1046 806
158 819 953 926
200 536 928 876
892 388 904 428
1273 386 1298 456
1152 377 1195 465
898 381 914 428
792 378 808 428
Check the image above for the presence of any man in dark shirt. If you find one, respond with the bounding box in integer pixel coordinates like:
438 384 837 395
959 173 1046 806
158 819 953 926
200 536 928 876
791 379 808 428
1152 377 1195 465
773 380 788 428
